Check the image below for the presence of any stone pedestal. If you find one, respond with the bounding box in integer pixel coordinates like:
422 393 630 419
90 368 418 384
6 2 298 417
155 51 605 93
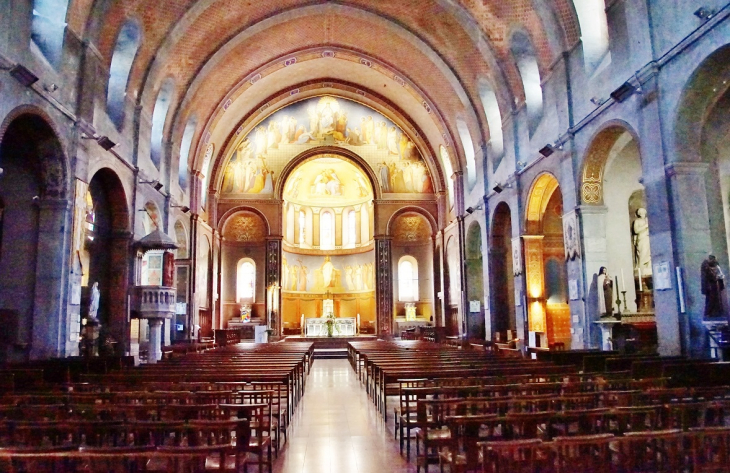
148 318 164 363
594 319 621 351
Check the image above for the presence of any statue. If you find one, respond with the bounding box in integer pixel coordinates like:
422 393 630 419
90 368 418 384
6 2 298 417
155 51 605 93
702 255 726 317
88 282 100 322
597 267 613 317
633 208 652 275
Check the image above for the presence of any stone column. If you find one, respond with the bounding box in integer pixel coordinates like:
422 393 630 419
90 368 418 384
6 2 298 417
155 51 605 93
108 230 132 355
375 237 393 336
666 162 711 357
148 318 163 363
578 205 608 350
433 231 445 328
266 238 282 335
31 198 71 360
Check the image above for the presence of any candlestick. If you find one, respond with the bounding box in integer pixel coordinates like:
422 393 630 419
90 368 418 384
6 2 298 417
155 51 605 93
615 276 622 316
638 267 643 292
621 290 628 313
621 269 626 291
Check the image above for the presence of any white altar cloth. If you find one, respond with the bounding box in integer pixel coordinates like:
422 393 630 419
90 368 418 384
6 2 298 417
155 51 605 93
305 317 356 337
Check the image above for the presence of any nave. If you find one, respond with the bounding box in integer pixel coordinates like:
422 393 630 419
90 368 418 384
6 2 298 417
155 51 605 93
273 359 414 473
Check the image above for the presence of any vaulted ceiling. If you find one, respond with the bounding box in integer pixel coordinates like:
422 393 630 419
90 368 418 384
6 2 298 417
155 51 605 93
72 0 580 181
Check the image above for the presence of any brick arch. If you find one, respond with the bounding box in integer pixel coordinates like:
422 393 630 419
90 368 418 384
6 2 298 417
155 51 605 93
580 120 640 205
525 173 560 235
674 43 730 165
0 107 69 200
386 207 438 239
217 207 271 237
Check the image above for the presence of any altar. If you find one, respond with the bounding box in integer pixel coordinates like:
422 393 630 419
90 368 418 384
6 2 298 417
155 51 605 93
305 317 357 337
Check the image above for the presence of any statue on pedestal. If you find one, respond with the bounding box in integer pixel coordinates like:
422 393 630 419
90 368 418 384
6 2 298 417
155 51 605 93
702 255 726 317
88 282 100 323
597 267 614 317
633 208 652 275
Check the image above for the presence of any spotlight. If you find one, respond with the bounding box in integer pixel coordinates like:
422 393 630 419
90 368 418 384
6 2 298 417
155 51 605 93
590 97 604 106
610 82 637 103
694 7 715 20
493 185 503 194
139 179 164 192
465 204 483 215
96 136 116 151
539 144 556 158
172 205 190 214
9 64 38 87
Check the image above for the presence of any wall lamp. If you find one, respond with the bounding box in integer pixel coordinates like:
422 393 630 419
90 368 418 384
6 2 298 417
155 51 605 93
81 133 116 151
610 82 638 103
171 204 190 214
466 204 483 214
539 144 557 158
9 64 38 87
139 179 164 191
694 7 715 20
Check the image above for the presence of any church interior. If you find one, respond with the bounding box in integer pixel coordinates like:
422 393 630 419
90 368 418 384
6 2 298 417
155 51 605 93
2 0 730 471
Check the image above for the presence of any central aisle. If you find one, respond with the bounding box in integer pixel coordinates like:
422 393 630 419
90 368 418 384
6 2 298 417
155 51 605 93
273 358 416 473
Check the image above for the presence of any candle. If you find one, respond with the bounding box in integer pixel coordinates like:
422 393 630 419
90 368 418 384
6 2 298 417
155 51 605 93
638 267 643 292
615 276 619 295
621 269 626 291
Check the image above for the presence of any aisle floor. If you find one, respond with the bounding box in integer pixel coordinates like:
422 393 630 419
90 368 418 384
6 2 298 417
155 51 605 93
273 358 416 473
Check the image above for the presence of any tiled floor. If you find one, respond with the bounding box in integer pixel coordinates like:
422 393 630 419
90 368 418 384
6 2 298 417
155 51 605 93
273 359 416 473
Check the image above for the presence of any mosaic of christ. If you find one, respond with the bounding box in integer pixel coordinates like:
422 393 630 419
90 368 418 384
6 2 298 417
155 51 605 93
220 96 433 196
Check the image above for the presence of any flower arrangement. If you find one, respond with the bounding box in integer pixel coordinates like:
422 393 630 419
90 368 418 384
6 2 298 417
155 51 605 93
324 313 338 337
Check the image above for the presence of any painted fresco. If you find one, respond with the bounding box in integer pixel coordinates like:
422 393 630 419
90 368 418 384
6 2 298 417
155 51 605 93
281 250 375 294
220 95 432 196
283 157 372 205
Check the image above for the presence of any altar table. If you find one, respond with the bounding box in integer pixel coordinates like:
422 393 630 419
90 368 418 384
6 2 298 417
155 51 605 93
305 317 356 337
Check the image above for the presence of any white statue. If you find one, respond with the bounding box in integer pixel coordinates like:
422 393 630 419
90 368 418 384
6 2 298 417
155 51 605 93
89 282 100 322
633 208 652 275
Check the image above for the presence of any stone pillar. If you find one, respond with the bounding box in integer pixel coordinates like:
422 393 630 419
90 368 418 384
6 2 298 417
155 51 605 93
457 215 468 337
433 231 445 328
375 237 393 336
578 205 609 350
109 231 132 355
266 238 282 335
148 318 163 363
31 198 71 359
666 162 711 357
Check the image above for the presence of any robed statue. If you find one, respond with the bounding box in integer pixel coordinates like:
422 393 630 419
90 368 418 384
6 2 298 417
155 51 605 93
597 267 613 317
88 282 100 322
633 208 652 275
702 255 726 317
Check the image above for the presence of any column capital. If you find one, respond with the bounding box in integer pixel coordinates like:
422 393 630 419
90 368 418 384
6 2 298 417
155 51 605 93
665 162 710 177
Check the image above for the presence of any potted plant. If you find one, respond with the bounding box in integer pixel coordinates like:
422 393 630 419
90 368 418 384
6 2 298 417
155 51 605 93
324 313 337 337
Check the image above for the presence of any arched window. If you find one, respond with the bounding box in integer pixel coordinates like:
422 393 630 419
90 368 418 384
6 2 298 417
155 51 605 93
31 0 69 67
511 32 543 135
574 0 610 72
178 116 197 191
107 20 141 129
457 119 477 188
478 81 504 160
320 210 334 249
348 210 357 246
237 259 256 303
150 78 175 169
439 146 455 209
398 256 419 302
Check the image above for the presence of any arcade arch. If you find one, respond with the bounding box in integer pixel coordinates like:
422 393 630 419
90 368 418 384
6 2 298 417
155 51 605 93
581 124 653 348
524 174 570 349
489 203 517 341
